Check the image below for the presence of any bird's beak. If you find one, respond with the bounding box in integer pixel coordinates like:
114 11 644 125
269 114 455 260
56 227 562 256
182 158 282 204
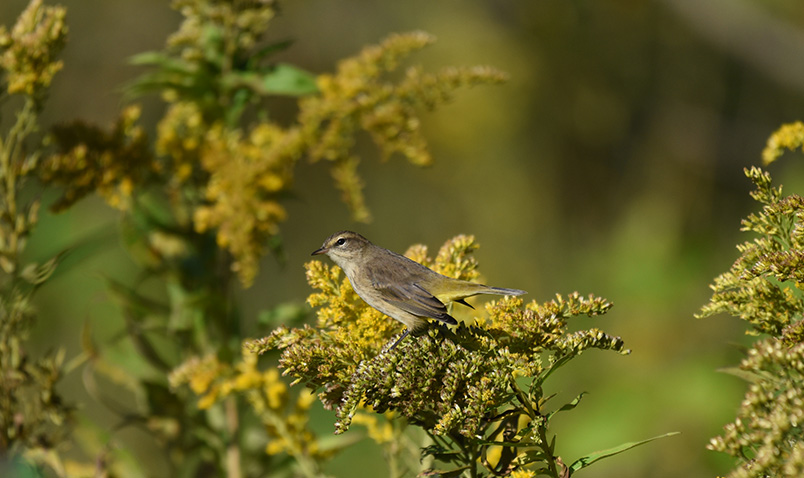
311 247 327 256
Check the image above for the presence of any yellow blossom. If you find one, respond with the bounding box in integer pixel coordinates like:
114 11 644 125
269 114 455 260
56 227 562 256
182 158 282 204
40 105 154 212
265 438 287 456
762 121 804 165
0 0 67 97
353 412 394 444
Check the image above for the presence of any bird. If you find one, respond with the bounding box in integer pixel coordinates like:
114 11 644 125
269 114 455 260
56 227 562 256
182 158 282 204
311 230 526 349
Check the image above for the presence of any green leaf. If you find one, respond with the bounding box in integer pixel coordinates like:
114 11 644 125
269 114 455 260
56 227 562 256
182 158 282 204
248 39 295 66
569 432 680 474
129 51 182 68
419 466 470 478
717 366 778 385
514 449 547 466
19 252 64 286
104 276 170 318
421 444 464 464
546 392 587 421
259 63 318 96
474 439 541 448
316 432 363 454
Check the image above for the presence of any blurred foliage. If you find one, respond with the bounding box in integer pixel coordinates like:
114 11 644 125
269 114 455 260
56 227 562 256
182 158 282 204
698 122 804 477
250 235 676 477
0 0 73 475
1 0 510 476
4 0 803 476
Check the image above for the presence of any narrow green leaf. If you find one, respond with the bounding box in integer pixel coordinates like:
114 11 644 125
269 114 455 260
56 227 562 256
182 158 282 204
129 51 173 66
514 449 547 465
717 366 777 384
19 252 64 286
248 39 294 65
546 392 587 421
104 276 170 317
569 432 680 474
421 444 463 463
316 432 363 454
419 466 470 478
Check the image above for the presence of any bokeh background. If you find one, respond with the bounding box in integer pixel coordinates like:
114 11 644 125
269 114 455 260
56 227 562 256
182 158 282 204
3 0 804 476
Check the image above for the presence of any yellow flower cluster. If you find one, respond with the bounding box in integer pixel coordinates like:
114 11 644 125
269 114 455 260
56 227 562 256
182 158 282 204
155 101 207 184
40 105 153 211
169 347 323 459
430 234 481 281
192 123 304 285
304 259 399 356
167 0 276 63
762 121 804 165
298 31 507 223
351 411 396 445
0 0 67 97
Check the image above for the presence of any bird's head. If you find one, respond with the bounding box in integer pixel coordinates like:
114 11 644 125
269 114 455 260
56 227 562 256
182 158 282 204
311 230 372 269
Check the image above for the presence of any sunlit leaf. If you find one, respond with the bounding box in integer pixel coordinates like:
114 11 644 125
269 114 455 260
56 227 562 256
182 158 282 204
569 432 680 474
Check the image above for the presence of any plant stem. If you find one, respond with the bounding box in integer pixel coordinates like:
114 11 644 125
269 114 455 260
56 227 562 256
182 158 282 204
469 445 479 478
263 405 323 478
538 425 559 477
225 396 242 478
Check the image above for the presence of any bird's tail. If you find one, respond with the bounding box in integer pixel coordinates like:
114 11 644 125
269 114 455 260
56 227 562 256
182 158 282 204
485 286 527 296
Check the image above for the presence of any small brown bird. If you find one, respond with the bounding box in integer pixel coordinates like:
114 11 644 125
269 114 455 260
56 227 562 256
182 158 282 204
311 231 526 348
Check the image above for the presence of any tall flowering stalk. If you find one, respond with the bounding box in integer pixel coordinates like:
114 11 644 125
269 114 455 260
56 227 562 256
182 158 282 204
699 122 804 478
0 1 72 475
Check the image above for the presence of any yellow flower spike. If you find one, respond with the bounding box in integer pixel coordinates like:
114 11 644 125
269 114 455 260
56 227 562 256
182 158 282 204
296 389 316 412
197 387 220 410
233 368 262 391
264 368 288 410
0 0 67 97
119 177 134 196
265 438 287 456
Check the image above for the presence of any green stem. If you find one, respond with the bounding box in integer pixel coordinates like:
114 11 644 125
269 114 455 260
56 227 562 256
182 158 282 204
538 425 559 478
262 405 323 478
387 435 400 478
0 98 37 261
468 445 479 478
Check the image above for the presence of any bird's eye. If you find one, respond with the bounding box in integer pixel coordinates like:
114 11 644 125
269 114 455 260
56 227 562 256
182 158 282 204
335 238 346 246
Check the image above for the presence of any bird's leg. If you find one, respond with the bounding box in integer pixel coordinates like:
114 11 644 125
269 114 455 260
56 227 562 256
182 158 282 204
387 329 412 351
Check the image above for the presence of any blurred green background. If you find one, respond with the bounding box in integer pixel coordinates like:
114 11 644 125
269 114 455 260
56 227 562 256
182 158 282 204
4 0 804 476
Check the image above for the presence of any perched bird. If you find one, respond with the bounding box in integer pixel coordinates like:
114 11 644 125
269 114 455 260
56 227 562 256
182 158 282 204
311 230 526 349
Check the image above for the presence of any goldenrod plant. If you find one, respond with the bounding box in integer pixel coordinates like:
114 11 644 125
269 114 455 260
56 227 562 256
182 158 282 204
250 235 676 477
0 1 73 475
699 122 804 478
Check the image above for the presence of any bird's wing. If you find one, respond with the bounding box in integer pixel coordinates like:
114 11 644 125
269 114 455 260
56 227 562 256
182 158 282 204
366 260 457 325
